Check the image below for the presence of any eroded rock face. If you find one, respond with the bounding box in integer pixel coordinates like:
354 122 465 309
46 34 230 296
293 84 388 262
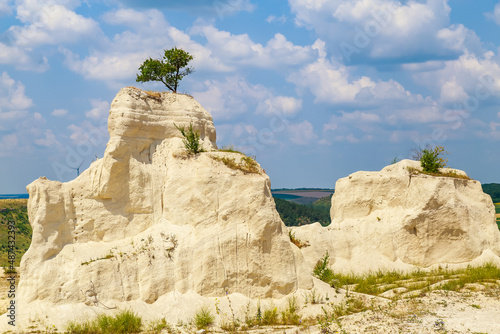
18 87 312 324
293 160 500 273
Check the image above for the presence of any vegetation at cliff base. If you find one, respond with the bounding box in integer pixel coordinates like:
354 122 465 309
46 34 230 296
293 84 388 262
66 309 142 334
313 251 500 297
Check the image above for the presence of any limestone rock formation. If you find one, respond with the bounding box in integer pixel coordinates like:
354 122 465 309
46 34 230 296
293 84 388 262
13 87 312 329
293 159 500 273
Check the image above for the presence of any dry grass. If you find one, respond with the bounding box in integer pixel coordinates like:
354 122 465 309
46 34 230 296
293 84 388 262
407 167 472 180
289 230 310 249
211 155 260 174
144 90 161 100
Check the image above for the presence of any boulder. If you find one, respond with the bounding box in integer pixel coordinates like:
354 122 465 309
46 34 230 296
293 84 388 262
293 159 500 273
11 87 312 330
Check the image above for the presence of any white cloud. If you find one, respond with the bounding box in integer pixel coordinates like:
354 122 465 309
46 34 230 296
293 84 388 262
85 99 109 120
192 76 302 121
67 120 108 146
0 72 33 121
257 95 302 117
34 129 59 147
413 51 500 104
289 50 427 110
51 108 68 116
289 0 473 64
191 76 269 120
287 121 318 145
0 0 12 16
487 2 500 26
191 24 315 68
9 3 101 47
266 15 287 24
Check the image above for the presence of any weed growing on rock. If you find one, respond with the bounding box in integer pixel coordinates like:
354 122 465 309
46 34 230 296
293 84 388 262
281 296 300 325
313 252 334 283
289 230 310 248
175 123 204 155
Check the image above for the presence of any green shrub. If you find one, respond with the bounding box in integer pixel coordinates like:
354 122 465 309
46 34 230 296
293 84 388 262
313 252 334 283
193 305 214 329
175 123 204 155
413 145 447 173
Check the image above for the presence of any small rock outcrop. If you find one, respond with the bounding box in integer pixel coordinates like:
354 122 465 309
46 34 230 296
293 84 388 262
293 160 500 273
13 87 312 329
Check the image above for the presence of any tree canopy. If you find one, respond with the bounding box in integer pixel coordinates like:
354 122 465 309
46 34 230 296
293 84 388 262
136 47 194 93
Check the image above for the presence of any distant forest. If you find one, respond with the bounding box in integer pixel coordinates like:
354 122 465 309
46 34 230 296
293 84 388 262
275 184 500 228
482 184 500 203
274 196 331 227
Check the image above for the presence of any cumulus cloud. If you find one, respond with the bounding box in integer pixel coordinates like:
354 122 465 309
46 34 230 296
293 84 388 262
287 121 318 145
9 4 101 47
191 24 315 68
192 76 271 120
413 51 500 105
0 0 100 70
0 72 33 122
289 0 475 64
486 2 500 26
288 43 430 112
85 99 110 120
0 0 12 16
257 95 302 117
34 129 59 147
192 76 302 121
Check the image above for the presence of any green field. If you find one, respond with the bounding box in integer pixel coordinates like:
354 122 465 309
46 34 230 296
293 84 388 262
0 199 31 268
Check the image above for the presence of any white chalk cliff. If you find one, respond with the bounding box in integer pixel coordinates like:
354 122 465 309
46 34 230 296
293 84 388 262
13 87 312 329
293 159 500 273
7 87 500 331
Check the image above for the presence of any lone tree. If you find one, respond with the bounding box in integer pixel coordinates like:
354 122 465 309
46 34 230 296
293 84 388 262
136 47 194 93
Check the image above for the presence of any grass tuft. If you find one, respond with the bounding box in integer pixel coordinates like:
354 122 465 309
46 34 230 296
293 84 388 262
66 309 142 334
218 145 243 154
193 305 214 329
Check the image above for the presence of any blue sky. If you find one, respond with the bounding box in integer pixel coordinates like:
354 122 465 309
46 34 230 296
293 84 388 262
1 0 500 193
